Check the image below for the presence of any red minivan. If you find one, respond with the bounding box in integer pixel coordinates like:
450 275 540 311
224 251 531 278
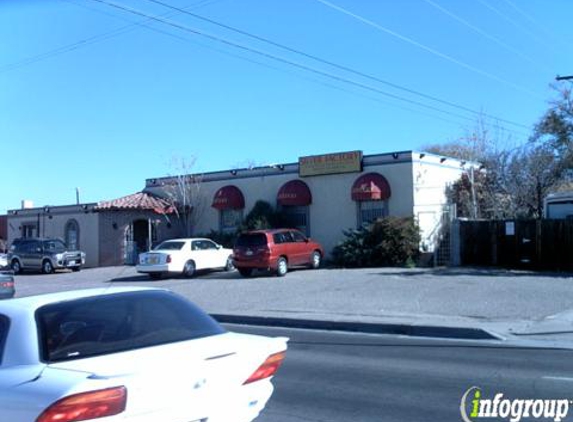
233 229 324 277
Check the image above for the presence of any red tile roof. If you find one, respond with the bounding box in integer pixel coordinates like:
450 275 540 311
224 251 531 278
95 192 175 214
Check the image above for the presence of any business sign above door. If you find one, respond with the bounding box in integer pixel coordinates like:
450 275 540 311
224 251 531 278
299 150 363 177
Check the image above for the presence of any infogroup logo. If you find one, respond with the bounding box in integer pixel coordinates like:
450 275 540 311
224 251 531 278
460 387 572 422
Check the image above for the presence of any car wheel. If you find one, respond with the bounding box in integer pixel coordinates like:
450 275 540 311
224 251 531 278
310 251 322 269
11 259 22 274
276 257 288 277
149 273 163 280
42 260 54 274
183 260 196 278
225 256 235 272
238 267 253 277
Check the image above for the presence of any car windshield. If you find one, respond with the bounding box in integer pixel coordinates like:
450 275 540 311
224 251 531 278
236 234 267 248
36 291 225 363
154 241 185 251
44 240 66 253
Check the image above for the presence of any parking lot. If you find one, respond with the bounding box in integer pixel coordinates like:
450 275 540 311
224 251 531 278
13 266 573 330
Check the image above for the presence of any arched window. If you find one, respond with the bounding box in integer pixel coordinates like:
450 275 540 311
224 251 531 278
212 185 245 233
351 173 392 227
277 179 312 236
64 219 80 250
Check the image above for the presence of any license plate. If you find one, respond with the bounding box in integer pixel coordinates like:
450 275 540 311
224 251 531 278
68 260 76 266
148 256 159 264
246 250 253 256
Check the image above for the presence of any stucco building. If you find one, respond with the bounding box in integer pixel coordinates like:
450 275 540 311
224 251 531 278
6 149 473 267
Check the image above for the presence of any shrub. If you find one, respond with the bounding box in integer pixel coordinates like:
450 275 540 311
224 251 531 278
197 230 238 249
241 200 287 231
332 217 421 267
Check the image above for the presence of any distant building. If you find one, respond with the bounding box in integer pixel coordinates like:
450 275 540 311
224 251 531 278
544 191 573 220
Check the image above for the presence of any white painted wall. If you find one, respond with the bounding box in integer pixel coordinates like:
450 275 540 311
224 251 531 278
411 153 468 251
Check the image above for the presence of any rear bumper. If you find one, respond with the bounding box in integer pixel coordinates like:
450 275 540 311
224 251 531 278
136 264 171 274
232 258 275 270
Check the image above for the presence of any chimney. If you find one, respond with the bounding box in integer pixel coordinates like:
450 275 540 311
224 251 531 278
21 200 34 209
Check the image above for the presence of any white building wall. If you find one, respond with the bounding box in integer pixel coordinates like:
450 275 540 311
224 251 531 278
411 153 469 251
146 153 419 256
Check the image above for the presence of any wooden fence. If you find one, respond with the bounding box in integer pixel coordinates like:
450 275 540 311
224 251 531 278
459 219 573 271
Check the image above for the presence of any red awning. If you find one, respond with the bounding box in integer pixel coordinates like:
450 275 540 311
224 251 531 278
277 180 312 206
351 173 392 201
212 185 245 210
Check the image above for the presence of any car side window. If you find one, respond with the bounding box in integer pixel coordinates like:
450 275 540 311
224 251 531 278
0 315 9 366
281 232 294 243
36 291 225 363
291 231 307 243
273 233 284 244
202 240 218 250
191 241 199 251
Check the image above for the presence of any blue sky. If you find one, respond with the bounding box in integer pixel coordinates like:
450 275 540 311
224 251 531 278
1 0 572 213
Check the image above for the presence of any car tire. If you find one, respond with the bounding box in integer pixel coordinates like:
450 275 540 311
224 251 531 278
183 260 196 278
149 273 163 280
310 251 322 269
276 257 288 277
11 259 22 274
42 260 54 274
238 267 253 277
225 256 235 272
72 266 81 272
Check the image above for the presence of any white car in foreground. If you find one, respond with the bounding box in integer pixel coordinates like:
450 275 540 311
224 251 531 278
137 238 234 279
0 287 288 422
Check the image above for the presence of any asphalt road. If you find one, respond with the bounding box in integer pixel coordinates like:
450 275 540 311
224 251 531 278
227 325 573 422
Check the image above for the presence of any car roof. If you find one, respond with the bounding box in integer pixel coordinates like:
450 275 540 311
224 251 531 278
0 286 164 313
158 238 215 242
240 229 296 235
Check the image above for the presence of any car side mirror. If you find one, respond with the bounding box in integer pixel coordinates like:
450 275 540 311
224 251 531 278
216 244 222 250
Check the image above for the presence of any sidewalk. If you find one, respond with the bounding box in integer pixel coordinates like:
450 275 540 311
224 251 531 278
14 265 573 346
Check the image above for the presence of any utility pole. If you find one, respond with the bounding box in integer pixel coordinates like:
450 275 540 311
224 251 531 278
556 75 573 81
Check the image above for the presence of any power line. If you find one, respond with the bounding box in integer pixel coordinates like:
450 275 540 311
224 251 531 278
421 0 552 74
475 0 558 54
142 0 530 130
89 0 532 136
0 0 221 74
312 0 543 100
2 0 531 132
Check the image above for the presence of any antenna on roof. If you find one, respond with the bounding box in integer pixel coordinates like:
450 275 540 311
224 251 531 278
76 187 80 205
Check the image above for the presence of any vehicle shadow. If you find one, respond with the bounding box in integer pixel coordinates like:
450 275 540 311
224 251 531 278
362 267 573 279
110 269 242 282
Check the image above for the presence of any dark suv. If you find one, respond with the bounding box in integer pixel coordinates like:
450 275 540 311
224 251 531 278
233 229 324 277
8 238 86 274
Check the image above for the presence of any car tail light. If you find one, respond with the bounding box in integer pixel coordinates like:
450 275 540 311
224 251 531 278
36 386 127 422
243 351 286 385
0 281 14 288
166 254 172 263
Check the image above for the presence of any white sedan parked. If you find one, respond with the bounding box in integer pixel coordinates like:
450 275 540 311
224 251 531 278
0 287 288 422
137 238 234 279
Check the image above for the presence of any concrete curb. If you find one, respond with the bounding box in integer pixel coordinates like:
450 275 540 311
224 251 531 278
211 314 503 341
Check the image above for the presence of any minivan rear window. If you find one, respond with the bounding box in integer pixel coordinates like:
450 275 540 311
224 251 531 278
36 291 225 363
236 233 267 247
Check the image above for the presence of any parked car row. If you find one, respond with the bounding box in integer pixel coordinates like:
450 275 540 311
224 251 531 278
1 228 324 283
136 228 325 280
